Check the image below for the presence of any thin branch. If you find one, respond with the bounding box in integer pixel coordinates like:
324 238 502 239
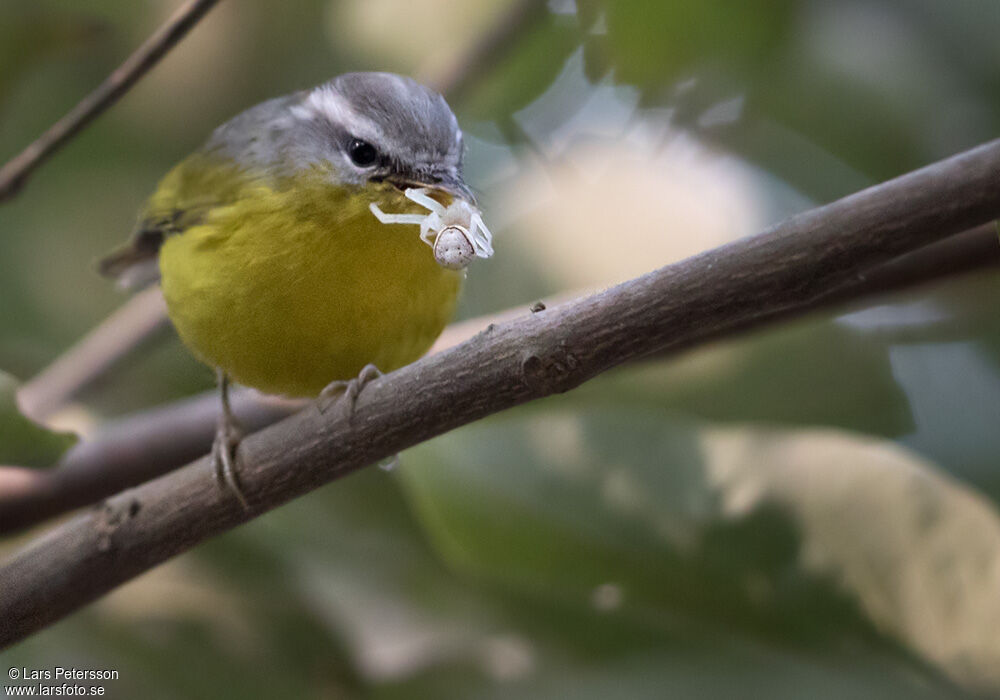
0 0 222 201
823 222 999 302
17 286 170 422
1 138 999 647
14 0 552 419
0 392 297 534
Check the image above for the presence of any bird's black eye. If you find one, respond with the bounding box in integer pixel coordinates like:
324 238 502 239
348 139 378 167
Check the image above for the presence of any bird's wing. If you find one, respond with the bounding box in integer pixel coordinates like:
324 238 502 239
97 154 253 287
99 93 307 288
98 211 185 287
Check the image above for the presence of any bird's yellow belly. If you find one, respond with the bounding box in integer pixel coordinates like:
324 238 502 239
159 181 462 397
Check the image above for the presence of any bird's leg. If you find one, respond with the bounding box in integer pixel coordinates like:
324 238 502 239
318 363 382 416
211 370 250 511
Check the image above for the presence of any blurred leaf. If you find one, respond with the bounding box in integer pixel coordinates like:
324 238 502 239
380 645 964 700
838 269 1000 499
929 269 1000 368
399 408 877 642
659 319 912 435
703 424 1000 694
596 0 797 90
196 469 515 689
590 0 1000 199
399 403 1000 693
569 316 913 438
3 553 364 700
459 12 581 123
0 370 76 467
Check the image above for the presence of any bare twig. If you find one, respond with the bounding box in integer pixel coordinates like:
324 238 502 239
0 391 296 534
17 286 170 422
821 222 1000 302
0 0 222 201
1 138 999 646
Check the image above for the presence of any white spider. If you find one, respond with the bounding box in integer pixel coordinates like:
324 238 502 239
370 188 494 270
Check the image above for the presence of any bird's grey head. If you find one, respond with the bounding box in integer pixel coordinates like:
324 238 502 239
285 72 470 201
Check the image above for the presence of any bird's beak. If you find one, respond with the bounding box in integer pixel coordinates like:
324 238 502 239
387 171 476 206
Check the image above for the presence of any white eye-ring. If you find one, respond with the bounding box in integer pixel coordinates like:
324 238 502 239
370 188 494 270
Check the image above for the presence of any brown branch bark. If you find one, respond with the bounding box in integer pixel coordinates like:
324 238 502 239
825 222 999 301
0 0 222 201
0 391 297 534
5 223 1000 537
1 138 999 648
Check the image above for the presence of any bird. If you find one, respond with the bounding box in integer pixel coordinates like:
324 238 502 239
99 72 492 508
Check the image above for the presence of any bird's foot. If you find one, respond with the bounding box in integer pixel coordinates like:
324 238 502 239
318 363 382 417
211 416 250 511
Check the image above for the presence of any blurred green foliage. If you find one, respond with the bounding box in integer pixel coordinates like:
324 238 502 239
590 0 1000 200
2 0 1000 698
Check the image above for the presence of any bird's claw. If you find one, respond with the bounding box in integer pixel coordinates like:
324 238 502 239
318 363 382 417
211 419 249 511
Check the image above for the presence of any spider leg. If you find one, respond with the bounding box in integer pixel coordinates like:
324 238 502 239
420 213 441 246
404 188 445 216
369 203 426 226
468 212 495 256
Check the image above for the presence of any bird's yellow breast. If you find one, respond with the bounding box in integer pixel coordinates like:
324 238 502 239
157 160 462 397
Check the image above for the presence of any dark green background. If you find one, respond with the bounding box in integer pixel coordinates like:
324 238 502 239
2 1 999 697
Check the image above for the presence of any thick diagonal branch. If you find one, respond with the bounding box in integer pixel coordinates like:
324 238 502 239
1 138 999 648
3 223 1000 536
